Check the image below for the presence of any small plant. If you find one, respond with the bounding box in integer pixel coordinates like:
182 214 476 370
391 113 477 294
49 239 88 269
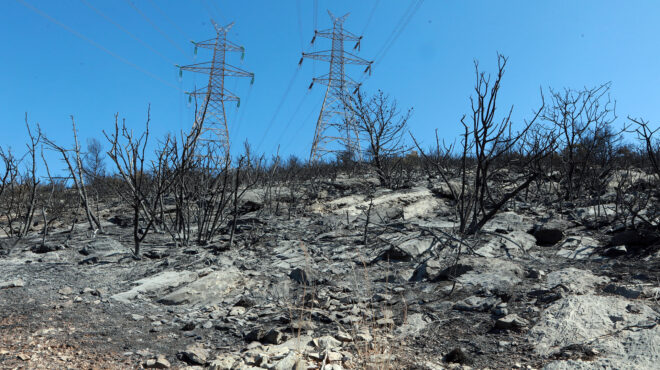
344 90 412 188
414 54 554 235
630 117 660 182
542 83 618 201
43 116 104 235
104 108 175 255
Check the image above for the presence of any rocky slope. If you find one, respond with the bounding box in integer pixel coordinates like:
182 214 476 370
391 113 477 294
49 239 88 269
0 176 658 369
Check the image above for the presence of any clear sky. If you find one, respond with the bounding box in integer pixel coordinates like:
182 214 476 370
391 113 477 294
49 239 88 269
2 0 659 171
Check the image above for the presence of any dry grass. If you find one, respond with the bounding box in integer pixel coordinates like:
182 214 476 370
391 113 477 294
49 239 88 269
0 312 138 369
283 242 409 369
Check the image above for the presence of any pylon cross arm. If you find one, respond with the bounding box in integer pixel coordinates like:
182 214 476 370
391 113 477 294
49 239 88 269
193 39 243 52
302 51 370 66
180 62 214 73
313 29 333 38
187 86 235 98
340 53 372 66
223 65 253 77
302 51 334 63
314 30 360 42
223 40 244 52
181 63 252 77
341 29 361 41
312 77 360 88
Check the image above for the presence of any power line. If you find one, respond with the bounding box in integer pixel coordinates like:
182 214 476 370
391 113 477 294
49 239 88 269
372 0 417 63
313 0 318 76
179 74 184 133
361 0 381 35
281 103 319 155
257 6 327 156
124 0 188 57
209 1 223 19
17 0 181 91
313 0 318 31
199 0 217 20
296 0 305 50
357 0 423 86
255 1 317 156
375 0 423 67
147 0 192 42
232 83 254 143
199 0 227 26
80 0 176 65
226 76 240 136
270 91 310 154
255 13 328 156
255 68 301 152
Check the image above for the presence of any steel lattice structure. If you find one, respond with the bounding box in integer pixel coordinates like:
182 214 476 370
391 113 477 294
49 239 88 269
301 11 373 162
180 20 254 157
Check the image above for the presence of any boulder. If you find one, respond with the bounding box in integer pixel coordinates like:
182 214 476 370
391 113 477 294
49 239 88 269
177 344 209 366
608 229 659 254
317 187 442 220
111 270 198 303
545 268 609 294
314 335 341 350
78 238 127 263
143 355 170 369
395 313 428 337
208 354 239 370
529 294 660 368
410 258 445 282
602 245 627 257
0 239 15 255
429 180 461 199
609 229 659 248
271 351 301 370
239 199 264 214
262 328 285 345
413 255 524 291
244 328 266 343
0 279 24 289
335 332 353 342
108 214 132 227
603 283 642 299
482 211 534 233
289 267 317 286
395 237 435 259
556 237 599 260
450 256 524 292
376 236 435 262
474 231 536 258
453 296 500 312
158 269 250 306
574 204 616 224
58 286 73 295
495 314 528 330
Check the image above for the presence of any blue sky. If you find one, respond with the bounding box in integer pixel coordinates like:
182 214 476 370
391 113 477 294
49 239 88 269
2 0 659 171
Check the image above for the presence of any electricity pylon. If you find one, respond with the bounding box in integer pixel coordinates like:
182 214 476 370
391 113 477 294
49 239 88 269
300 11 373 162
179 20 254 158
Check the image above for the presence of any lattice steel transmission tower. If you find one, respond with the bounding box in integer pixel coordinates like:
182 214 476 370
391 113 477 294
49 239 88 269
180 20 254 157
300 11 373 162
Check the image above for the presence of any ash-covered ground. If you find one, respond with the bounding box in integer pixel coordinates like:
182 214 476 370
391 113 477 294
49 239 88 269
1 174 659 369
